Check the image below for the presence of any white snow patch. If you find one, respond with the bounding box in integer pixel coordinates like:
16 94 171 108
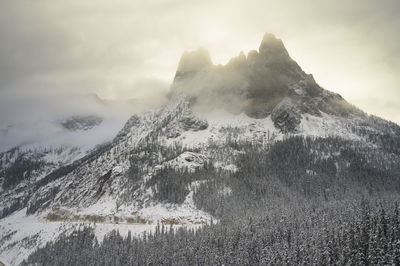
214 162 238 172
169 109 281 148
112 165 123 175
164 152 207 171
137 202 213 226
299 113 362 141
218 186 232 196
0 209 77 266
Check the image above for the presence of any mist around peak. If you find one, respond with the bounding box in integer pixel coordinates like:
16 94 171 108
0 90 168 152
174 48 213 82
169 33 358 129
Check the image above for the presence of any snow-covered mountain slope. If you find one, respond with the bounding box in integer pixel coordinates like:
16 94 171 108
0 145 85 215
0 112 128 216
2 33 400 265
2 94 397 264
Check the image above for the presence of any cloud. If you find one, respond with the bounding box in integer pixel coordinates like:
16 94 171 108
0 0 399 137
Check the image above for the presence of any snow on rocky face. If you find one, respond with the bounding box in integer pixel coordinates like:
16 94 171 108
1 33 400 265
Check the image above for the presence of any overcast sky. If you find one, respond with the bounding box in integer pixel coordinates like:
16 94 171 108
1 0 400 124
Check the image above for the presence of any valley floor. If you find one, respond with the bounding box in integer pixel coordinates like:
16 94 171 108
0 208 205 265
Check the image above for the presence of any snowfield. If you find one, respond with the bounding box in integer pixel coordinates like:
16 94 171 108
0 94 396 265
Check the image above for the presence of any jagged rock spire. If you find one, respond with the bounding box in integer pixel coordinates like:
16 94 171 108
169 33 357 132
174 48 212 82
259 33 290 59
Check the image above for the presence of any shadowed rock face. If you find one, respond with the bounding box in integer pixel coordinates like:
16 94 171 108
245 34 306 118
165 107 209 139
171 33 360 132
61 115 103 131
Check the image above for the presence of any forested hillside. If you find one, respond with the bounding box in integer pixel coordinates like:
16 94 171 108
23 197 400 265
23 135 400 265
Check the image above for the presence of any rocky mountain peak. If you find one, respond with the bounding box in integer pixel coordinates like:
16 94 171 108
227 51 247 67
258 33 290 60
174 48 212 82
170 33 361 132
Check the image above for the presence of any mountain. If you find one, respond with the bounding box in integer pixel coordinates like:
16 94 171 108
2 33 400 265
172 33 361 132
